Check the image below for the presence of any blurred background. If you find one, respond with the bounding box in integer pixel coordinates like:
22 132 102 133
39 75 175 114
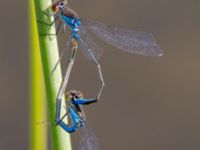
1 0 200 150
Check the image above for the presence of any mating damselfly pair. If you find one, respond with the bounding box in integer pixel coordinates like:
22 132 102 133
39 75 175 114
37 0 163 135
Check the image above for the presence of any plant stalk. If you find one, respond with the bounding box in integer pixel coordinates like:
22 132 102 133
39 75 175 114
32 0 72 149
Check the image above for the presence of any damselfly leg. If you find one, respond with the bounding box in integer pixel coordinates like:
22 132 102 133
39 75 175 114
36 8 63 36
39 21 63 36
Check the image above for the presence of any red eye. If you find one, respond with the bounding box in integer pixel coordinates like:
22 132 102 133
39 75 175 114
51 5 56 11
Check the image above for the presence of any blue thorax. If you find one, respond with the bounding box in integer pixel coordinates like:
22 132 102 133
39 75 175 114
60 15 81 40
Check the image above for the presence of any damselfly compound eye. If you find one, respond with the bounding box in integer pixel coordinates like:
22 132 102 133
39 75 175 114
59 2 64 8
52 4 59 12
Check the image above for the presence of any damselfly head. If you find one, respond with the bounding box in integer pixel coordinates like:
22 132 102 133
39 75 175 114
51 0 68 12
65 90 84 100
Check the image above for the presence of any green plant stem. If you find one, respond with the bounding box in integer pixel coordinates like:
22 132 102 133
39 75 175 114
30 0 47 150
33 0 72 149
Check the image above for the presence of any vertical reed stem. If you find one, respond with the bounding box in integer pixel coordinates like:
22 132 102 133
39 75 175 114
31 0 72 149
30 0 47 150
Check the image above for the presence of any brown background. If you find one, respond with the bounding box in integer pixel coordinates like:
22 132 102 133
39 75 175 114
1 0 200 150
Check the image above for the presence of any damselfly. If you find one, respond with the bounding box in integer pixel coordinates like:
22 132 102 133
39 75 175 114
56 90 97 133
37 0 163 133
57 90 100 149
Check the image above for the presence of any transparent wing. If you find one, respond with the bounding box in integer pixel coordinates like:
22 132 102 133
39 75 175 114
81 20 163 57
79 31 103 60
79 127 100 150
